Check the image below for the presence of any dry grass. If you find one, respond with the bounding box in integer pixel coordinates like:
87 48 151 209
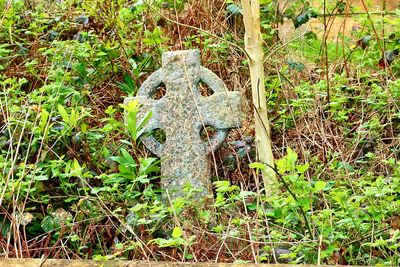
1 0 399 263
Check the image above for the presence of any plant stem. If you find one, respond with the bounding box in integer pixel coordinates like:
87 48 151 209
323 0 330 104
261 162 315 240
241 0 276 196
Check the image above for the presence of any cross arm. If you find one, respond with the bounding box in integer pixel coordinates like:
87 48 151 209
198 92 242 129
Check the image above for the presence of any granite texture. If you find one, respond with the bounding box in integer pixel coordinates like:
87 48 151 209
124 50 242 198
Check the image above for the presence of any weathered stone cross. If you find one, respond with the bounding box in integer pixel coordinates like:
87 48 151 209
124 50 242 198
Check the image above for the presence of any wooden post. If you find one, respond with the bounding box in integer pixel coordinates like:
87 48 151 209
241 0 276 195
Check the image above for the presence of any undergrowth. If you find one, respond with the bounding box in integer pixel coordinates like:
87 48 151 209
0 0 400 265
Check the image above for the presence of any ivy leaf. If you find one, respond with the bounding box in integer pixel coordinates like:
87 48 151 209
378 49 399 68
41 216 59 233
304 31 317 40
293 9 318 28
385 49 398 63
337 1 347 13
357 35 372 49
226 4 242 15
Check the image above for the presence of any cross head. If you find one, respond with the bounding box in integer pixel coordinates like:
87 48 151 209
124 50 242 198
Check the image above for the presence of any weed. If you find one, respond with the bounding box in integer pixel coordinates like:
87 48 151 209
0 0 399 265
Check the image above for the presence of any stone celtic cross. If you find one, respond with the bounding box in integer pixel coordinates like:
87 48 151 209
124 50 242 198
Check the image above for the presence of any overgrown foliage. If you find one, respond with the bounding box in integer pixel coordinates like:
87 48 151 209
1 0 400 265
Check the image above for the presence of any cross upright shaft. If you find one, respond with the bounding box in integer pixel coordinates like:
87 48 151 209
124 50 242 198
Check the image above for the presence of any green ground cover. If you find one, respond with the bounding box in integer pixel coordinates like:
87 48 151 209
0 0 399 265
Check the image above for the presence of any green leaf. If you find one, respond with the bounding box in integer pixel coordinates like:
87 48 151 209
296 163 309 174
286 147 298 163
136 111 152 139
249 162 266 170
172 226 183 238
184 253 194 260
34 175 48 181
41 216 55 232
121 148 136 166
314 181 327 191
39 108 49 132
91 187 108 194
358 35 372 49
126 112 139 141
156 238 179 248
57 104 70 125
65 197 78 203
118 74 136 94
276 147 298 174
0 215 11 237
139 157 159 175
293 9 318 28
226 4 242 15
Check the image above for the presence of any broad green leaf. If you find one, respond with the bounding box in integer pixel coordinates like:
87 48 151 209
57 104 70 125
39 108 49 132
91 187 109 194
121 148 136 166
286 147 298 164
139 157 159 175
293 9 318 28
156 238 179 248
172 226 183 238
185 253 194 260
34 175 48 181
314 181 327 191
249 162 266 170
296 163 309 174
276 147 298 174
41 216 59 233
